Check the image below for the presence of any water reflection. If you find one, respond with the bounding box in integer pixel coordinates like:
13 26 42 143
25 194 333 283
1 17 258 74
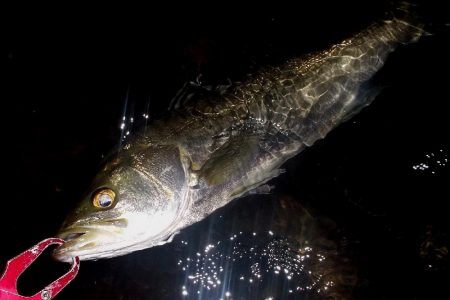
412 148 448 175
175 195 357 299
178 233 333 298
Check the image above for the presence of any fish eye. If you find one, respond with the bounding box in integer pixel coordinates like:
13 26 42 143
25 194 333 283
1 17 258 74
92 188 116 208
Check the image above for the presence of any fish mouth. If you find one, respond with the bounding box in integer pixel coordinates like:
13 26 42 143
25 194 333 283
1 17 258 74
53 219 128 262
53 228 96 262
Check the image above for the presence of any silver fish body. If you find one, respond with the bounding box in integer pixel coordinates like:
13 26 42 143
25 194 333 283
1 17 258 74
54 16 423 261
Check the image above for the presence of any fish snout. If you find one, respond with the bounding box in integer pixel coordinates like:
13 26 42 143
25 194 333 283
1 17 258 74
52 229 89 262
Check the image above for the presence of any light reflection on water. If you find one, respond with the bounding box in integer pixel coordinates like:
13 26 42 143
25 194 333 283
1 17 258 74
177 230 334 299
412 148 448 175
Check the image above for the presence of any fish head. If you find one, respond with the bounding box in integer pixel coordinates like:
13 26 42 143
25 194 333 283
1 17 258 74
54 144 190 261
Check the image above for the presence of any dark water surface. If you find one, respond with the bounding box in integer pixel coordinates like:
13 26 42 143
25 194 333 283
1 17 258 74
1 1 448 299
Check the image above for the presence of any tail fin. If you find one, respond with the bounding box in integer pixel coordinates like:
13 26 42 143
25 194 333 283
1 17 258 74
385 2 428 44
383 1 427 44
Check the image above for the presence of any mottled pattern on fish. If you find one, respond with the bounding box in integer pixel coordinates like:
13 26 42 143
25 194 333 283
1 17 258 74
151 18 424 226
55 14 424 261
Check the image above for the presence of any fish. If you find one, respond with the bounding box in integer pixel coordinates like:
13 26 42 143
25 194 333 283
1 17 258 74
53 8 424 262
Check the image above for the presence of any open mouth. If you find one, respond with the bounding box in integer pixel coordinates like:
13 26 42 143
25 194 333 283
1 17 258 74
53 224 127 261
53 228 94 261
52 219 130 261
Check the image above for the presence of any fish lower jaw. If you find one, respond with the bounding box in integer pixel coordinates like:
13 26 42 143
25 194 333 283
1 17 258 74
53 230 180 261
54 249 124 262
53 227 116 261
53 233 151 261
53 217 183 261
53 242 159 262
53 239 123 262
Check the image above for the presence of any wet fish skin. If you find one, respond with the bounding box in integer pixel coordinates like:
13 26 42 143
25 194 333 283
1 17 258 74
54 15 423 261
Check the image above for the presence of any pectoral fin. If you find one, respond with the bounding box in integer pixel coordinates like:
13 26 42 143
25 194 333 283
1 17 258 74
199 135 260 186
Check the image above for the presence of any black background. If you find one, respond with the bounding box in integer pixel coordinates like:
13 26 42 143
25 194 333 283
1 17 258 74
1 1 449 299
